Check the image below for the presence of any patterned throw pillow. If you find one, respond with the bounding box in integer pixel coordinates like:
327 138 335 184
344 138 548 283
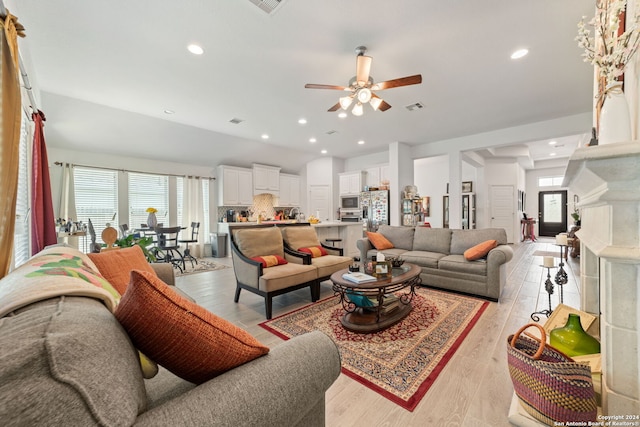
115 270 270 384
251 255 288 268
346 291 375 308
366 232 394 250
298 246 328 258
88 246 157 295
463 240 498 261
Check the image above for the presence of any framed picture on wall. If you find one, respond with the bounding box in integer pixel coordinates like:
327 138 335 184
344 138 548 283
518 190 522 210
462 181 473 193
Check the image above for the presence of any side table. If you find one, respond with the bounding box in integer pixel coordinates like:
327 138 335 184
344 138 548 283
520 218 536 242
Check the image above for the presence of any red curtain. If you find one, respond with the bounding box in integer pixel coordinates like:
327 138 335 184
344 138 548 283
31 110 57 254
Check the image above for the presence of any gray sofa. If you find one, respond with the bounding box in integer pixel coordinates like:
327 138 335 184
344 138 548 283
357 225 513 301
0 247 341 426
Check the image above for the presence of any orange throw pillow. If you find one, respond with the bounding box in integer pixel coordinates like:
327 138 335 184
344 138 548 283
366 232 394 250
251 255 288 268
298 246 328 258
88 245 157 295
464 239 498 261
115 270 269 384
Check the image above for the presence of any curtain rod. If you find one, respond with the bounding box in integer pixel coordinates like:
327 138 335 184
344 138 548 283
0 1 39 116
53 161 216 180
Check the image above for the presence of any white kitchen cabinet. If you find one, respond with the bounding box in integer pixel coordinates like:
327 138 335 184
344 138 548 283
278 173 301 207
217 165 253 206
253 164 280 195
339 171 366 195
365 165 390 188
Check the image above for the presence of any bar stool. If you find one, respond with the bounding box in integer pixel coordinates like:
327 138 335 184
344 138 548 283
325 237 342 248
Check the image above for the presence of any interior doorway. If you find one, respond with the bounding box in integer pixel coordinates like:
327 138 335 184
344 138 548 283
490 185 515 243
538 190 567 237
309 185 331 222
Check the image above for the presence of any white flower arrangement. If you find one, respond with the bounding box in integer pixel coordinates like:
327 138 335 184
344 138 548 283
577 0 640 88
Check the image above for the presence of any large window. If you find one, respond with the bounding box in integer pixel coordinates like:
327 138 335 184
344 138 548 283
177 177 184 227
176 177 210 243
538 176 564 187
129 173 169 228
74 167 119 245
13 114 31 267
202 179 210 244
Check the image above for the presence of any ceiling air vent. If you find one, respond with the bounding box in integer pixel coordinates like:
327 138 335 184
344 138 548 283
405 102 424 111
325 130 338 135
248 0 284 14
229 118 244 124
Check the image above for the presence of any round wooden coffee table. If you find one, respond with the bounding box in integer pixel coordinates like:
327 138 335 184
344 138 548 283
330 263 422 333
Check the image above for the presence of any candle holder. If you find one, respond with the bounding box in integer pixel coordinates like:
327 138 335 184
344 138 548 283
554 245 568 304
531 265 555 322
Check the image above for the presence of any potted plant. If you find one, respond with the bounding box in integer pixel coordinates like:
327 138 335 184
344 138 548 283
571 210 581 226
113 234 157 262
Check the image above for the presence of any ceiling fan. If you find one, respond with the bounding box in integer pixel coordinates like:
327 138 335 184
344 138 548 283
304 46 422 116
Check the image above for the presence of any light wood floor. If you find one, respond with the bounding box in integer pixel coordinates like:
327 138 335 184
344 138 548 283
176 238 580 426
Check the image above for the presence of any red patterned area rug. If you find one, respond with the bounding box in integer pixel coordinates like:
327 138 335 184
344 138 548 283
259 287 489 411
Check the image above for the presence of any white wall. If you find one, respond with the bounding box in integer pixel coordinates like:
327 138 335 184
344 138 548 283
414 155 479 228
344 151 388 172
414 155 448 227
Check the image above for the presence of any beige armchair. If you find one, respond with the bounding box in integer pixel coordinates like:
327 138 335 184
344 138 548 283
278 224 353 282
229 225 319 319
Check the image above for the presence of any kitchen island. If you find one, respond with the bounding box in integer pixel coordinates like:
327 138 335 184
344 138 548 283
215 221 363 258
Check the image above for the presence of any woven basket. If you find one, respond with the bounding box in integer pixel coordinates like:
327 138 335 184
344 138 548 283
507 323 597 425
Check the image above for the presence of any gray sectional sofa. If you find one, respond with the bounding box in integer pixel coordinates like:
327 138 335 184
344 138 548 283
0 246 340 426
357 225 513 301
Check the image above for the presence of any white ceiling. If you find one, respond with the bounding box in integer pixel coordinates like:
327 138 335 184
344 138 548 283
9 0 594 172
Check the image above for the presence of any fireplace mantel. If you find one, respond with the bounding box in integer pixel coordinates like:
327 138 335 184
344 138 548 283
563 140 640 416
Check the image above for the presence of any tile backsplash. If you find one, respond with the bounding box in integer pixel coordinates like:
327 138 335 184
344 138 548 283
217 193 292 221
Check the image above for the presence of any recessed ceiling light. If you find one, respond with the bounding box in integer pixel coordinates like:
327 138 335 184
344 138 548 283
187 44 204 55
298 118 307 125
550 152 556 156
163 109 175 115
510 48 528 59
321 149 327 154
309 138 317 143
261 134 269 140
338 112 347 119
358 140 365 145
548 140 557 145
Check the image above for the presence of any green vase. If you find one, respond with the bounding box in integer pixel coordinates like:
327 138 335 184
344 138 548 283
550 313 600 357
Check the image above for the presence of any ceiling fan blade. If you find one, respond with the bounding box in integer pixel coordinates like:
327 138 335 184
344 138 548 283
379 100 392 111
372 74 422 90
356 55 372 86
305 83 349 90
328 102 342 112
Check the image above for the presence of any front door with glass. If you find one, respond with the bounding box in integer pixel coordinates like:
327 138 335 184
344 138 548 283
538 190 567 237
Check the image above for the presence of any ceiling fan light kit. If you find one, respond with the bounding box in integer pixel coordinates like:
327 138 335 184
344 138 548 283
339 95 354 110
304 46 422 116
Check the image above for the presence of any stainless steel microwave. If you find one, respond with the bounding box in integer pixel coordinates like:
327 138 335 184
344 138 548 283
340 195 360 210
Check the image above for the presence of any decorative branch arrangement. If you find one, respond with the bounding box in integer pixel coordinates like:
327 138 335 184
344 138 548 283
576 0 640 88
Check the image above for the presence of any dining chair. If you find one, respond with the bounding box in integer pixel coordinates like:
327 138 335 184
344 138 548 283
179 222 200 268
153 226 184 272
119 223 129 238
